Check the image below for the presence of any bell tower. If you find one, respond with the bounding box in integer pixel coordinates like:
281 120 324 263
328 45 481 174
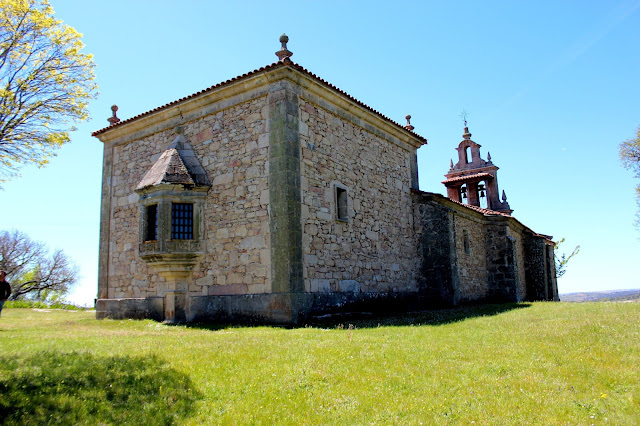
442 123 512 214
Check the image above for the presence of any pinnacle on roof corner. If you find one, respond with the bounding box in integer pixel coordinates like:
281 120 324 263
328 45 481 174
275 33 293 62
404 114 415 131
107 105 120 125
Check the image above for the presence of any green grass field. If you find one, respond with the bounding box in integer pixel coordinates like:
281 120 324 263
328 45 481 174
1 302 638 425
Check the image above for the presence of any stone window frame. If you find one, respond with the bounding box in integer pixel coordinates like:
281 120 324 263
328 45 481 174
463 229 471 255
333 183 349 222
138 185 208 257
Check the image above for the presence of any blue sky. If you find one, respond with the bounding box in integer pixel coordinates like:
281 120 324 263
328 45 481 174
1 0 639 305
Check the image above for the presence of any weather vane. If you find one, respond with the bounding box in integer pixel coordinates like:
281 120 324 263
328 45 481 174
459 109 469 127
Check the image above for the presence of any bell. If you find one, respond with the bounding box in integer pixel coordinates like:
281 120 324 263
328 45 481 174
480 190 485 198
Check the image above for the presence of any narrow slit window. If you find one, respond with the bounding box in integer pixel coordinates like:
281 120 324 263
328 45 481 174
336 187 348 221
171 203 193 240
145 204 158 241
463 229 470 255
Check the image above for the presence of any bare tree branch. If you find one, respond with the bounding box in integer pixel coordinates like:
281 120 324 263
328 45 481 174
554 238 580 278
0 229 78 300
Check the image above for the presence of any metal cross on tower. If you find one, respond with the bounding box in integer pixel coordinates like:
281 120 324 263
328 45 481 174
459 109 469 127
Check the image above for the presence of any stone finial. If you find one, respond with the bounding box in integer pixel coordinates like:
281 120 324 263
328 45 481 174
502 190 508 202
463 125 472 140
405 114 415 131
487 152 492 162
107 105 120 125
275 33 293 62
450 159 454 169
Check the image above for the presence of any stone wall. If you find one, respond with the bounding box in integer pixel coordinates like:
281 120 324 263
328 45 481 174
104 96 270 299
190 291 426 325
546 244 559 301
196 96 270 296
510 228 527 301
95 297 163 321
454 214 489 302
524 236 559 301
411 193 457 306
411 191 558 306
298 97 418 294
485 220 518 302
108 128 166 299
268 82 303 294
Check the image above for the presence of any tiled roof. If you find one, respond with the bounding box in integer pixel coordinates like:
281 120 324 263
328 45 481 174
136 133 212 190
411 189 554 242
136 149 195 190
412 189 511 217
448 198 512 217
442 172 493 184
92 59 428 144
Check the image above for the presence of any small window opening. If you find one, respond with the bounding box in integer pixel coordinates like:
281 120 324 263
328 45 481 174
171 203 193 240
145 204 158 241
336 187 348 221
463 230 470 255
465 146 472 163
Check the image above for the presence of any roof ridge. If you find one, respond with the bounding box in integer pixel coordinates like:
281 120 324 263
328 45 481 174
448 197 512 217
410 189 511 217
411 189 554 242
92 60 427 143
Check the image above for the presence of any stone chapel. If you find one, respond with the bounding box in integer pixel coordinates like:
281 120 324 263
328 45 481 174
92 35 558 324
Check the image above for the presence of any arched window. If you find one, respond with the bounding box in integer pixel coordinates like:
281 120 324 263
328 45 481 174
478 182 488 209
459 184 468 204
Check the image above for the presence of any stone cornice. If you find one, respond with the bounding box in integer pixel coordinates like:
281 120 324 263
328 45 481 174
93 63 426 151
93 75 271 146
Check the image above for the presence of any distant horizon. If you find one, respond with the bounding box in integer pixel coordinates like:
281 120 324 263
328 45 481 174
559 288 640 295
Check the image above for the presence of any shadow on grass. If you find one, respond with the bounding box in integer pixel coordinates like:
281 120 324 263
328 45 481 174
0 351 201 425
307 303 533 329
177 303 532 331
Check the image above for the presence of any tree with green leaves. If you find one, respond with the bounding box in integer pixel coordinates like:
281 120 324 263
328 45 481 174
619 126 640 228
0 229 78 301
0 0 97 184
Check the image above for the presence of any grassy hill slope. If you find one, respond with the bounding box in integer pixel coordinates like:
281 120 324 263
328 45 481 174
0 302 638 424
